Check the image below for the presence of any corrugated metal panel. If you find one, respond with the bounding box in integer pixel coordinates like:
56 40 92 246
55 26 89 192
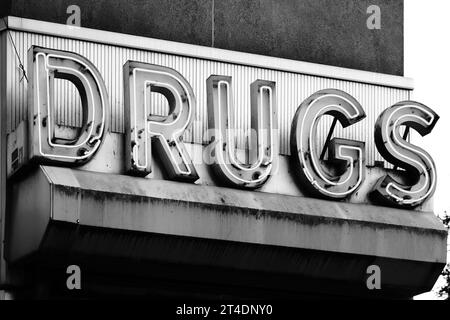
6 30 411 166
54 78 82 127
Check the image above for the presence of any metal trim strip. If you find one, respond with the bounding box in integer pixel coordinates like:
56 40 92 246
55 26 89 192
4 16 414 90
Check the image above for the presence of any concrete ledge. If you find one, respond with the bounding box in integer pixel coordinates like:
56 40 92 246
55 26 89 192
6 165 447 298
34 221 445 299
8 166 447 263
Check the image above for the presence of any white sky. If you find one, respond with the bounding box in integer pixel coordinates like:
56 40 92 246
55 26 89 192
404 0 450 300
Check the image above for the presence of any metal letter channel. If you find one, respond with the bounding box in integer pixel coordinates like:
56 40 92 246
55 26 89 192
206 76 278 189
28 46 108 165
124 61 199 182
372 101 439 208
290 89 366 199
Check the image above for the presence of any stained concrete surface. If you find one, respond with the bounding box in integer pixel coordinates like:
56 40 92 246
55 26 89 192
1 0 403 75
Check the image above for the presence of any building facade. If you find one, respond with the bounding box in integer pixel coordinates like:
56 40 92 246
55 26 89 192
0 0 447 299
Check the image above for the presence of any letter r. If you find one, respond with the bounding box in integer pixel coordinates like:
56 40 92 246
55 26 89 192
123 61 199 182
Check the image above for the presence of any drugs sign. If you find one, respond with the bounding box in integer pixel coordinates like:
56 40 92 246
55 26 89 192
8 46 439 209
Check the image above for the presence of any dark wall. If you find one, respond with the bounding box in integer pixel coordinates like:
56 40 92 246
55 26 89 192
1 0 403 75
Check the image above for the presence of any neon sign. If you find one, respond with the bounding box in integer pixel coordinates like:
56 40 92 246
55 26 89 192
290 89 366 200
28 46 108 164
371 101 439 208
207 76 278 189
123 61 199 182
16 46 440 209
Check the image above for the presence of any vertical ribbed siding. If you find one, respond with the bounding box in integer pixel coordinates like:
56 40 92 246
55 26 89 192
6 30 411 166
54 79 82 127
0 30 7 286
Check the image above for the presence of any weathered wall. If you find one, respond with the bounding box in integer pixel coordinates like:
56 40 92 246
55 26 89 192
1 0 404 75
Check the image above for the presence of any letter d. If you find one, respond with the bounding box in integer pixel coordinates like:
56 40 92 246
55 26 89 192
28 46 109 165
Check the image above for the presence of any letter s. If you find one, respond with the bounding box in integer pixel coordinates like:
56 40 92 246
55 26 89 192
372 101 439 208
